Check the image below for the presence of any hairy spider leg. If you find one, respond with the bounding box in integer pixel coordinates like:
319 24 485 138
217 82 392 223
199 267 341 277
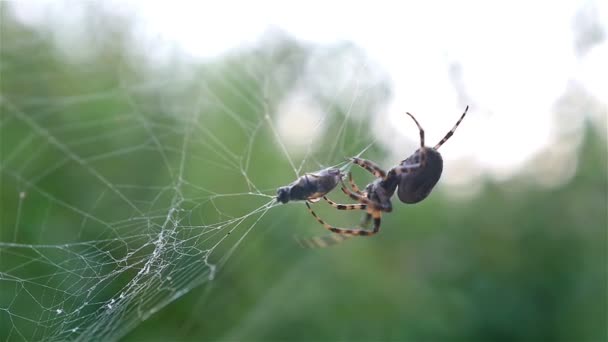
348 172 364 194
349 157 387 178
405 112 425 147
295 213 372 248
359 212 372 227
434 105 469 150
322 196 367 210
295 233 352 248
386 162 421 178
340 183 391 212
403 111 429 170
306 202 382 236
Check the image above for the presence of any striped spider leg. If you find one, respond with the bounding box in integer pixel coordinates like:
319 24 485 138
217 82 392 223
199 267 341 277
301 106 470 243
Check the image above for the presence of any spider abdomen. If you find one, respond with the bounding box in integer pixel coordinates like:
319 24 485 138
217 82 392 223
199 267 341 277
397 148 443 203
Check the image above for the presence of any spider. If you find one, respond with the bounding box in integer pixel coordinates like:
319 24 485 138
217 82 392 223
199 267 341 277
276 167 344 204
305 106 469 238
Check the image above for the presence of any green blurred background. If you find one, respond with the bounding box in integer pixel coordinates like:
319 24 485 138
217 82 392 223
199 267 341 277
1 2 606 341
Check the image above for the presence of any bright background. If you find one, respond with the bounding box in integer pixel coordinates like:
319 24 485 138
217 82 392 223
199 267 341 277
1 1 606 341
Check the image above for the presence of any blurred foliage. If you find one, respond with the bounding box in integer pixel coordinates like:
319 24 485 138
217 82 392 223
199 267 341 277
1 5 606 342
131 125 607 342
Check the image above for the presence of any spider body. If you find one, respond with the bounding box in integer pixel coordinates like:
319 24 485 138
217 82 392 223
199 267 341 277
276 167 344 204
397 147 443 204
304 106 468 241
360 148 442 214
363 177 395 212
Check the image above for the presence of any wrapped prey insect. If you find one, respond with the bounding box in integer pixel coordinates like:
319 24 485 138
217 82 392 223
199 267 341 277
276 167 344 204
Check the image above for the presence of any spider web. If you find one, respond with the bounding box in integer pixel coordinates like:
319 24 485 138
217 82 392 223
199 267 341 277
4 2 607 341
0 7 390 341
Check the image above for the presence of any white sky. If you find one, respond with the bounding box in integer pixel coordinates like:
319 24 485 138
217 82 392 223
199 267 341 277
10 0 608 186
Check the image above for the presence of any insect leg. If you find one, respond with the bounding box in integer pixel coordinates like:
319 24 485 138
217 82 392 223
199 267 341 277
434 105 469 150
349 157 387 178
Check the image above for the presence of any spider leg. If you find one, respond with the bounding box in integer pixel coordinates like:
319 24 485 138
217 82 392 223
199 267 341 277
359 212 372 228
387 162 421 178
349 157 387 178
306 202 382 236
295 233 352 248
434 105 469 150
340 183 391 212
322 196 367 210
295 212 372 249
405 111 425 147
348 172 364 194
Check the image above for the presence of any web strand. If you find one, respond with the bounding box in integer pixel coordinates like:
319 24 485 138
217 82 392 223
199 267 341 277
0 23 383 341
